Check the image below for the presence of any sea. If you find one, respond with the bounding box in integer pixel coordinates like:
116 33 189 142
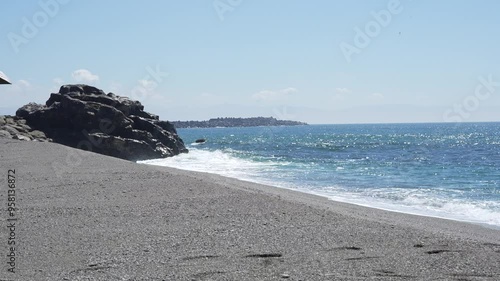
139 123 500 229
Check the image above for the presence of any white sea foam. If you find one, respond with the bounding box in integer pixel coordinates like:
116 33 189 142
139 148 500 228
139 148 278 181
305 187 500 228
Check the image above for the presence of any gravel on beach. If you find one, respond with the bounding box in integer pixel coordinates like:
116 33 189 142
1 139 499 280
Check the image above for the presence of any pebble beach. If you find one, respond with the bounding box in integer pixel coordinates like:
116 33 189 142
1 138 499 280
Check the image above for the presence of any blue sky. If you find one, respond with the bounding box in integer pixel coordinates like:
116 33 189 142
1 0 499 124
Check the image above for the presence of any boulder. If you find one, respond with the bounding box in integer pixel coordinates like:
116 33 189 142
0 115 50 142
0 130 11 138
30 130 47 139
2 125 19 136
13 84 188 161
14 134 31 141
16 103 47 119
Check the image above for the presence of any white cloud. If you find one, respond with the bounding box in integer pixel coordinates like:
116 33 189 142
281 87 298 95
335 87 350 94
138 79 158 90
371 93 385 99
71 69 99 83
252 87 297 102
253 90 274 101
8 80 29 93
333 87 351 101
3 79 36 100
127 78 171 107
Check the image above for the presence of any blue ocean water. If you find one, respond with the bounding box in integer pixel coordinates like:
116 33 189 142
140 123 500 228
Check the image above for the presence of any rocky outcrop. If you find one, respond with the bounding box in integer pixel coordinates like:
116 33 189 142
0 115 50 141
13 84 188 161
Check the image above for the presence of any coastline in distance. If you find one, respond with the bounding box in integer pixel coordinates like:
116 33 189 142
172 117 308 128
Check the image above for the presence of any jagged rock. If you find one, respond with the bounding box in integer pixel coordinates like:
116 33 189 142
14 134 31 141
16 102 46 119
3 125 20 136
84 133 169 160
59 84 105 96
29 130 47 139
0 130 11 138
154 120 177 133
13 84 188 161
10 123 31 132
0 115 49 142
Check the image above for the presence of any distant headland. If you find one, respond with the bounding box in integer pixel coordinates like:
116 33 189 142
172 117 308 128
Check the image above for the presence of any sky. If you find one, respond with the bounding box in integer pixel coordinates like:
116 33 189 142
1 0 500 124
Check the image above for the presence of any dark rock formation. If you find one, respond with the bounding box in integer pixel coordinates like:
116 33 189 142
0 115 50 141
13 84 188 161
172 117 308 128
